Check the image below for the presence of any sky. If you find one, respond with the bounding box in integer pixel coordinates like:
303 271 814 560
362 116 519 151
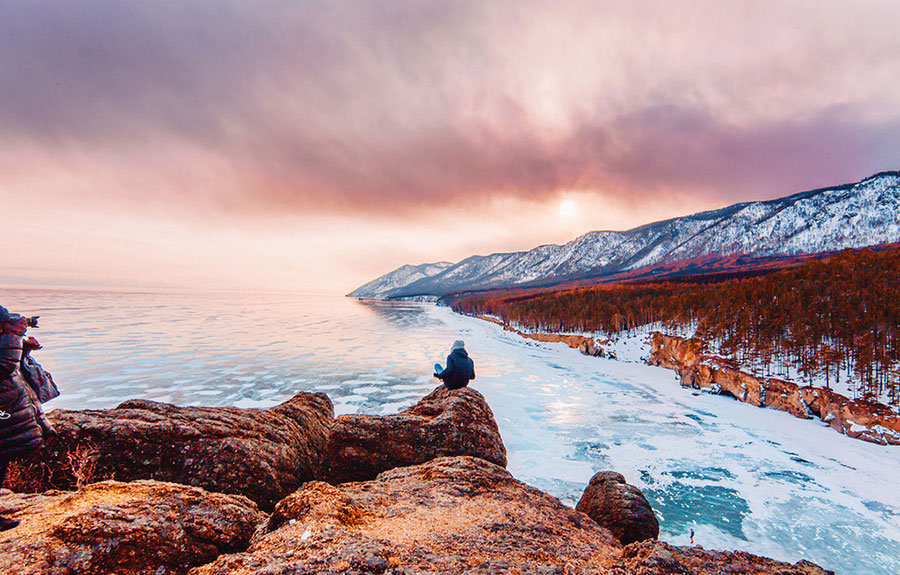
2 0 899 294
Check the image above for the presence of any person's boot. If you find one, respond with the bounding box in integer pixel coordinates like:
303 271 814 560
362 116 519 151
0 516 19 531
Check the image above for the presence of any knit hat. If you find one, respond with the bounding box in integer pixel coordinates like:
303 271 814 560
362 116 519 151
451 339 466 352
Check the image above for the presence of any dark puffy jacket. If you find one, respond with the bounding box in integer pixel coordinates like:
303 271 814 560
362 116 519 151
0 317 43 459
439 348 476 390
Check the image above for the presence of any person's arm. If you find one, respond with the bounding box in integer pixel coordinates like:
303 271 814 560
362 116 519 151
441 354 456 381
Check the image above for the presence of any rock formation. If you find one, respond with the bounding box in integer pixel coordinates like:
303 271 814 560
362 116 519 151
612 540 833 575
477 315 606 357
320 386 507 483
12 392 334 510
190 456 622 575
650 332 900 445
0 386 836 575
576 471 659 545
0 480 262 575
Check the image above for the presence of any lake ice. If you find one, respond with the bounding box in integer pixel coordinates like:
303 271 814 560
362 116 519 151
5 287 899 575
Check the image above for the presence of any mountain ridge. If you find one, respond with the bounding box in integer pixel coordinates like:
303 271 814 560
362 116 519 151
349 171 900 299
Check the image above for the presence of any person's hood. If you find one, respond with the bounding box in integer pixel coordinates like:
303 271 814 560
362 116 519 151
451 347 469 358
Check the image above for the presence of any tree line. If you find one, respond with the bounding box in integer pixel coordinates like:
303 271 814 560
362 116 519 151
448 247 900 406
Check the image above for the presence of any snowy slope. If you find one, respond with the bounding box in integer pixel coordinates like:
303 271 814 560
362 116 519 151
352 172 900 298
348 262 453 298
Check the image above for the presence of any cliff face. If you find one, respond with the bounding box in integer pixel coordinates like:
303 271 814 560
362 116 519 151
12 387 505 509
478 315 606 357
1 386 835 575
11 392 336 510
321 386 506 483
649 332 900 445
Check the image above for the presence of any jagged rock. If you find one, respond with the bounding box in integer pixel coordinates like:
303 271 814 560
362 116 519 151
12 392 334 510
189 456 622 575
612 540 834 575
649 333 703 373
320 386 507 483
576 471 659 545
650 332 900 444
698 366 811 420
0 480 263 575
801 387 900 445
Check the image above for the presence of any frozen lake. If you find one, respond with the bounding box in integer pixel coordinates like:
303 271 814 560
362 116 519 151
4 287 899 575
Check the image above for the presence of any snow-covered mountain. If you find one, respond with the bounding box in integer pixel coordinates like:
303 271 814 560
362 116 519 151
350 171 900 299
348 262 453 298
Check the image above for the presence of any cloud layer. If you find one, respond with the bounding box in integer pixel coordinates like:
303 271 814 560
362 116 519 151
2 1 899 291
3 0 899 218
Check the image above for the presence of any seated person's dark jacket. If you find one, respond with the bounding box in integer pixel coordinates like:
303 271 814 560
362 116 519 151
439 348 476 389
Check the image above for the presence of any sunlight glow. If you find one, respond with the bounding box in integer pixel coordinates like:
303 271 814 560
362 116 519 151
558 199 578 219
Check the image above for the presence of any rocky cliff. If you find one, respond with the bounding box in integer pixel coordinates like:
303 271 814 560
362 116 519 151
321 386 507 483
649 332 900 445
2 385 834 575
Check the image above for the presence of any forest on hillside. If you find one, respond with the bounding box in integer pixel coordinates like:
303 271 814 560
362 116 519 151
448 247 900 407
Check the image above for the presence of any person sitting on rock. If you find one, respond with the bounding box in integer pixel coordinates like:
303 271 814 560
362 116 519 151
433 340 476 390
0 305 48 531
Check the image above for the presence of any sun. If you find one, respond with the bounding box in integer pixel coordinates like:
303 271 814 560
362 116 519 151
558 199 577 219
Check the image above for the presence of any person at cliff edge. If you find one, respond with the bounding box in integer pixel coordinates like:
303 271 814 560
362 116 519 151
0 305 57 531
434 339 476 390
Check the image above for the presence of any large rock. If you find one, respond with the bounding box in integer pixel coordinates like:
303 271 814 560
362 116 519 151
12 392 334 510
801 386 900 445
189 456 622 575
576 471 659 546
649 332 703 373
611 540 834 575
693 366 811 420
0 480 263 575
320 386 507 483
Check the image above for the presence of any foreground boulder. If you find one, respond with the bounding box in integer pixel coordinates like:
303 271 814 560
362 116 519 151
12 392 334 510
0 480 262 575
190 456 621 575
612 540 834 575
320 386 507 483
576 471 660 545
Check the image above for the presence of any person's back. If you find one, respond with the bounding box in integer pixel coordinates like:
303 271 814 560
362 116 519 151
435 340 475 390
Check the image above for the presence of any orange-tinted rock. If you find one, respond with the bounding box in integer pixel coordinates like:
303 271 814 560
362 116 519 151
800 387 900 445
475 316 605 356
613 540 834 575
189 456 622 575
649 332 703 373
761 377 811 419
649 334 900 442
0 480 263 575
320 386 506 484
576 471 659 545
12 392 334 510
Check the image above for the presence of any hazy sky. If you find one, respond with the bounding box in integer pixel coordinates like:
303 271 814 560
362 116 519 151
2 1 899 293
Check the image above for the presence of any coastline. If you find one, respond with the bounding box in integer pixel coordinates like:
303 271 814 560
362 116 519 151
7 290 900 574
468 313 900 446
2 386 834 575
